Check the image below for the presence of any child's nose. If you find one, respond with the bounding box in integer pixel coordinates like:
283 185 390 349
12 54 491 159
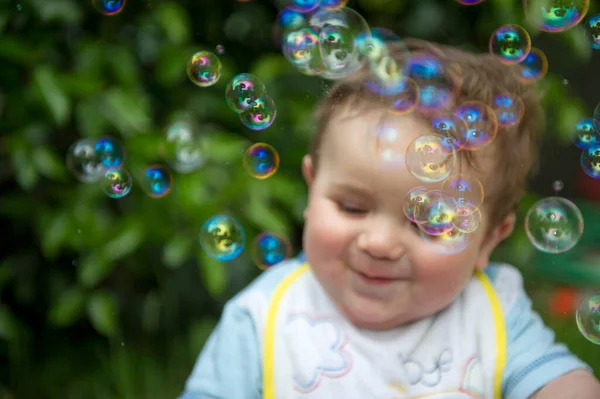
356 222 406 260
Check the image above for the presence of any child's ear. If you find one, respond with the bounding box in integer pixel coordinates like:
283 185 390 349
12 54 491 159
302 155 315 187
474 212 516 270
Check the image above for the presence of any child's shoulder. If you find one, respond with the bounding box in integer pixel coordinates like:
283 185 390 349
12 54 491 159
477 262 528 314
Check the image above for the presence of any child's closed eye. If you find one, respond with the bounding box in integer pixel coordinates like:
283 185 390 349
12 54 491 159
338 202 367 215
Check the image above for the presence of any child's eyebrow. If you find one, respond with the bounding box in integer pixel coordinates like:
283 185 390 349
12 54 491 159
329 182 373 197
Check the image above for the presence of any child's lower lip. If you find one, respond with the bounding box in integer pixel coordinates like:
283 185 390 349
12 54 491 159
355 271 398 285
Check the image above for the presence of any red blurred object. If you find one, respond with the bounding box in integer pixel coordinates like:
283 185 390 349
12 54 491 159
576 167 600 202
548 286 579 318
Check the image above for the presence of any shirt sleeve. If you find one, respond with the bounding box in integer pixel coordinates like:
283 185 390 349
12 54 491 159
501 278 593 399
179 301 261 399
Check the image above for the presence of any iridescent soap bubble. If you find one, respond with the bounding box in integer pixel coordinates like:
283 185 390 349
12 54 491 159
519 48 548 84
405 134 456 183
390 78 419 114
282 0 320 13
492 94 524 127
282 27 323 76
365 56 407 96
95 136 125 168
581 142 600 178
243 143 280 179
525 0 589 33
251 232 292 270
453 207 481 234
103 167 132 199
406 52 462 113
573 118 598 149
320 0 349 9
576 292 600 344
278 8 307 33
199 215 245 262
594 102 600 133
454 101 498 150
588 14 600 49
414 190 458 236
165 120 207 174
240 96 277 130
368 115 405 166
216 44 225 55
92 0 126 15
225 73 266 114
431 113 468 151
66 138 106 183
358 27 404 65
403 186 431 223
552 180 564 193
186 51 222 87
442 174 484 215
421 227 469 255
141 165 173 198
456 0 486 4
489 25 531 64
525 196 584 253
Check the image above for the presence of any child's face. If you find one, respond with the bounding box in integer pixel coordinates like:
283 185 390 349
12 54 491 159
302 108 513 330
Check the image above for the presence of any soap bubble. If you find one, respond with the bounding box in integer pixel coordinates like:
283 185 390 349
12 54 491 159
593 102 600 133
524 0 589 33
95 136 125 169
454 101 498 150
251 232 292 270
552 180 564 193
278 8 307 34
199 215 245 261
186 51 222 87
368 115 404 166
225 73 266 114
442 174 484 215
453 207 481 234
576 292 600 345
216 44 225 55
421 228 469 255
320 0 349 10
390 78 420 114
403 186 431 223
518 48 549 84
103 167 132 199
165 120 207 174
492 94 524 127
456 0 486 4
525 196 584 254
581 142 600 178
413 190 458 236
141 165 173 198
588 14 600 49
572 118 598 149
66 138 106 183
239 96 277 130
282 27 323 76
405 134 456 183
92 0 126 15
431 113 468 151
489 24 531 64
243 143 280 179
282 0 320 13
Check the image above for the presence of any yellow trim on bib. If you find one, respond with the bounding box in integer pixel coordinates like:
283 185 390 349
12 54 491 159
474 269 507 399
263 263 310 399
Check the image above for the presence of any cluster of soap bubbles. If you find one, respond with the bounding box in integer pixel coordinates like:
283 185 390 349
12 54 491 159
199 214 292 267
571 104 600 179
226 73 277 131
92 0 126 16
66 136 173 199
402 174 484 254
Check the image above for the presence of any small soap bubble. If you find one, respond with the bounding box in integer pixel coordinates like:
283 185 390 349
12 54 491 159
369 115 404 165
243 143 280 179
588 14 600 49
563 78 569 85
92 0 126 15
456 0 485 4
492 94 524 127
320 0 349 9
454 101 498 151
165 120 206 174
442 174 484 215
141 165 173 198
403 187 431 223
405 134 456 183
186 51 222 87
225 73 266 113
278 8 307 34
282 0 320 13
552 180 564 193
525 0 589 33
594 102 600 133
365 56 406 96
453 207 481 234
431 113 468 151
199 215 245 261
518 47 548 84
95 136 125 169
103 167 132 199
390 78 419 115
489 24 531 64
215 44 225 55
413 190 458 236
66 138 106 183
576 292 600 344
525 196 584 254
251 232 292 270
239 96 277 130
581 142 600 178
421 228 469 255
572 118 598 149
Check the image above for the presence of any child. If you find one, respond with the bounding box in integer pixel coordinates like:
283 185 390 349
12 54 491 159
179 38 600 398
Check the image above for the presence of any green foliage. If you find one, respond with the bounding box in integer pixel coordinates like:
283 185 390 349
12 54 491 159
0 0 598 397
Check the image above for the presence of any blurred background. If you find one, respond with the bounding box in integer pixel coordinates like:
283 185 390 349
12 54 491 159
1 0 600 397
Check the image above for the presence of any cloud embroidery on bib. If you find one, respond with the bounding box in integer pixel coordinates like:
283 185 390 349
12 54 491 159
285 313 353 393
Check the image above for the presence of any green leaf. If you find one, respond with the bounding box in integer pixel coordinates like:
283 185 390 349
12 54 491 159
142 292 161 334
155 3 191 45
102 220 144 261
78 252 114 287
40 211 71 259
197 250 227 298
244 185 289 235
87 291 118 337
104 45 139 87
48 287 86 327
32 146 68 181
33 66 71 126
11 146 39 190
101 88 152 136
163 234 193 269
0 306 19 341
155 46 190 87
76 96 109 138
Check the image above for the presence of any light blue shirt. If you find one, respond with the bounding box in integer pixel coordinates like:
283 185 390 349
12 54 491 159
180 253 592 399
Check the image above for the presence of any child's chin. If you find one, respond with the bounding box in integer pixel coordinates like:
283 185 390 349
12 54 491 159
342 298 406 330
